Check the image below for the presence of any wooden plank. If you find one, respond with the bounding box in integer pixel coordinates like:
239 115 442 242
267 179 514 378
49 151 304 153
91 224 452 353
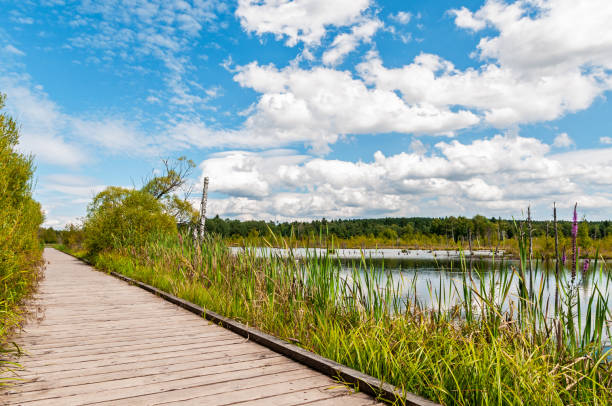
13 348 274 381
16 324 219 348
8 352 281 391
159 381 352 406
12 342 269 376
17 319 215 341
296 392 380 405
19 338 248 368
5 357 296 402
7 367 319 405
18 328 228 352
19 332 240 361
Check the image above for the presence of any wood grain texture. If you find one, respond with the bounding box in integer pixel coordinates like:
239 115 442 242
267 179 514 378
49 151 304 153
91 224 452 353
2 249 379 405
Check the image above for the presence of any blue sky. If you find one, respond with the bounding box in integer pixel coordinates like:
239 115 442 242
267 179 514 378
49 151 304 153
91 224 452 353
1 0 611 227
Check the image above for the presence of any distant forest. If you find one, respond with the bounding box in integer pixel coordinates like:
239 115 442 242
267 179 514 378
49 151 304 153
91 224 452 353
203 215 611 242
41 215 612 247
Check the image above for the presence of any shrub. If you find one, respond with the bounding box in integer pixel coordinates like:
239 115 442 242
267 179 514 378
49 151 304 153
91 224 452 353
83 186 176 254
0 93 43 346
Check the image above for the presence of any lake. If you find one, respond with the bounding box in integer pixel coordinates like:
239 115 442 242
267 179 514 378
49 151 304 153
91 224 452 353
231 247 612 345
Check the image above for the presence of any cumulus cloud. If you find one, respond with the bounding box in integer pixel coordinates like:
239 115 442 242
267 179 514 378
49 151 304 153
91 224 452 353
357 51 604 128
449 6 487 31
390 11 412 25
200 150 309 198
214 0 612 154
553 132 573 148
346 1 612 132
236 0 371 46
465 0 612 74
229 62 478 153
199 134 612 220
322 18 382 66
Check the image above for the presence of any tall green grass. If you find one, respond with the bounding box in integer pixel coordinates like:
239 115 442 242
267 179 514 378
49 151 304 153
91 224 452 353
73 228 611 406
0 93 44 384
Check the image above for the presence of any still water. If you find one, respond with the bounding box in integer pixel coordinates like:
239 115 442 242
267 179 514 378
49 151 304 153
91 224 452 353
231 247 612 345
338 255 612 346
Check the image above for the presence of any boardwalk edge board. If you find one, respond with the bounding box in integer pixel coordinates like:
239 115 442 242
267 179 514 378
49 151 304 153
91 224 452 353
70 252 438 406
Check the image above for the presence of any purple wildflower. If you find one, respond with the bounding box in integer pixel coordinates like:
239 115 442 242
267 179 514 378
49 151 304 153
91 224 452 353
583 258 590 272
572 207 578 238
571 203 578 281
561 249 566 265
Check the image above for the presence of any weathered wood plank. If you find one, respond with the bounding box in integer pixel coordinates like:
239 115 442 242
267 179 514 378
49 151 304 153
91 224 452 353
5 357 296 402
9 352 281 391
12 348 274 381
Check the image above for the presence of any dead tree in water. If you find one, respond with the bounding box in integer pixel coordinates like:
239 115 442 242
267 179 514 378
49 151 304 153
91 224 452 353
553 202 562 351
198 177 209 242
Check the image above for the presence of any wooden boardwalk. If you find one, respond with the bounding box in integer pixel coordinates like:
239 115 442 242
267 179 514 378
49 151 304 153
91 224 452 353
2 249 379 405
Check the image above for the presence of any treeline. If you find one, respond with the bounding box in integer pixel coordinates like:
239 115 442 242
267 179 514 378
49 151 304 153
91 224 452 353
0 94 44 356
205 215 610 242
43 214 612 248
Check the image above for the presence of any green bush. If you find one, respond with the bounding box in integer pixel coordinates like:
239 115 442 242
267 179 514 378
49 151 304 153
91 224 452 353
83 186 176 254
0 93 43 345
61 223 85 250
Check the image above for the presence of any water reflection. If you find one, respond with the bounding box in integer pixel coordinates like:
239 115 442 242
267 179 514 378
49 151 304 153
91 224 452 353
339 256 612 344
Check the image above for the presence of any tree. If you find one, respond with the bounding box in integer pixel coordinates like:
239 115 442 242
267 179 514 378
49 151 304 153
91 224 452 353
83 187 176 254
141 157 199 225
578 219 592 253
1 93 44 340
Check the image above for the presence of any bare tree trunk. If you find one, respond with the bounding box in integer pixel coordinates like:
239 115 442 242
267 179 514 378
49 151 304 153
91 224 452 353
553 202 562 351
554 203 560 313
198 177 209 242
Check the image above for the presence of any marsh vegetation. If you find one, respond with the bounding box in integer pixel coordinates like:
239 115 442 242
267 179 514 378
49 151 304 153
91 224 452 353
60 203 612 405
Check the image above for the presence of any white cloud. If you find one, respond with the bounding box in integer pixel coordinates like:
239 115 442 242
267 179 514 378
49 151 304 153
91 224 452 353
341 0 612 133
1 79 87 166
468 0 612 74
231 62 479 153
357 50 604 127
220 0 612 155
65 0 223 108
201 150 308 198
236 0 371 46
600 136 612 145
3 45 25 56
553 132 573 148
10 16 34 25
449 6 487 31
200 135 612 220
390 11 412 25
322 18 382 66
1 74 160 165
71 118 154 155
36 174 108 228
